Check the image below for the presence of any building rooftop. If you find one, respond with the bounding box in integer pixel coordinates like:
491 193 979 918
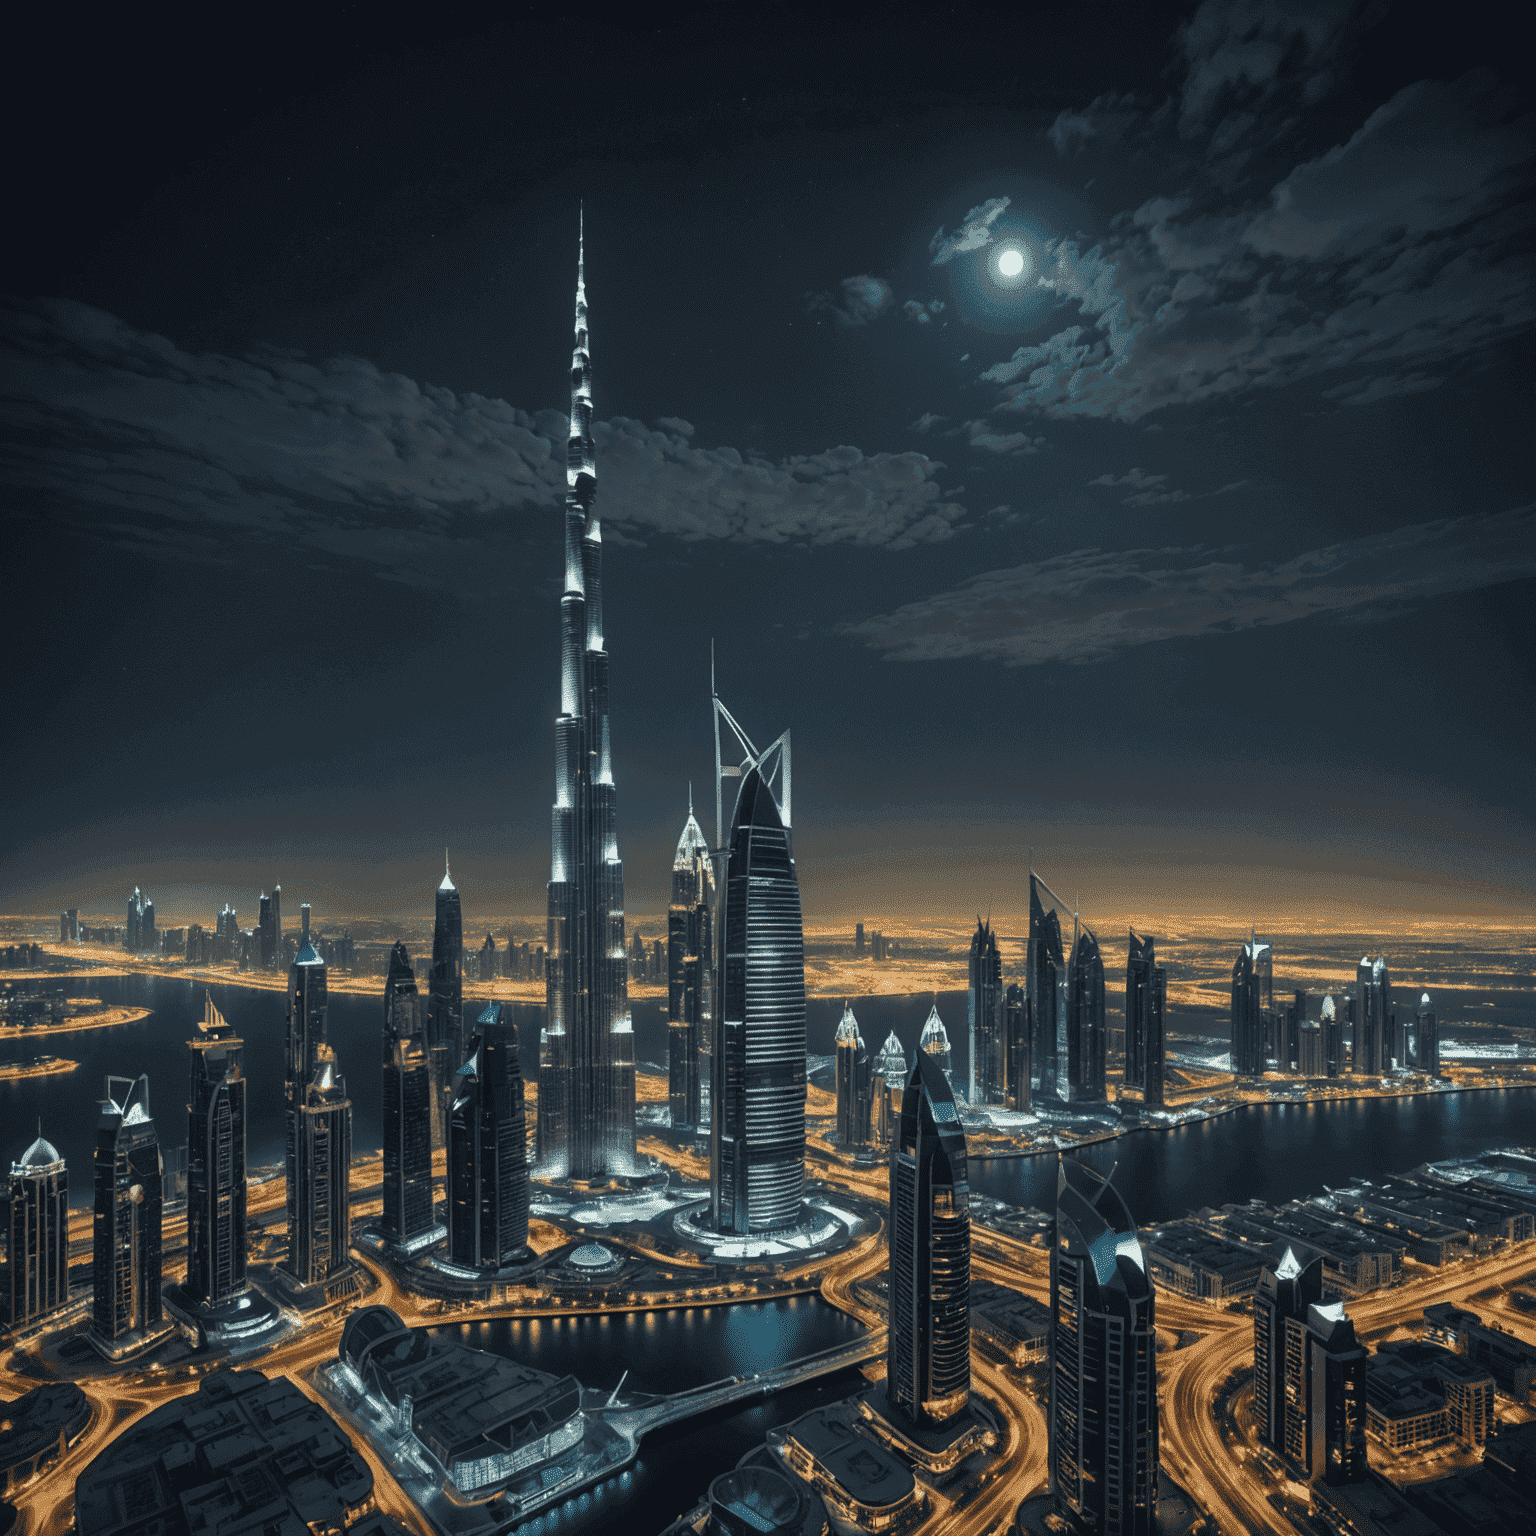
780 1406 915 1509
73 1369 382 1536
12 1134 62 1171
0 1383 89 1479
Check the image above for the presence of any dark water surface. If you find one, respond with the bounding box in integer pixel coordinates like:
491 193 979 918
432 1297 867 1536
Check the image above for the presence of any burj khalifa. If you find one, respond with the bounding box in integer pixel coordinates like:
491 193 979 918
537 218 636 1181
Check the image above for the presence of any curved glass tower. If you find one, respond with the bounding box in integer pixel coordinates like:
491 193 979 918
710 758 806 1233
1052 1159 1158 1535
888 1049 971 1430
542 218 634 1181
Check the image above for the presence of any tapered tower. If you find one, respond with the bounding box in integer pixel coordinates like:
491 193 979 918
542 215 634 1181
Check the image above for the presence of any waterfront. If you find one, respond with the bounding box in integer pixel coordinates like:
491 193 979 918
432 1297 868 1536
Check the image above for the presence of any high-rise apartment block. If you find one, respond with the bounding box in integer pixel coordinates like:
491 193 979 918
1052 1160 1159 1535
1066 927 1106 1104
448 1005 529 1271
835 1003 871 1148
667 804 713 1132
968 918 1004 1106
1125 930 1166 1107
3 1131 69 1328
185 995 246 1307
90 1076 163 1354
381 943 438 1252
887 1050 971 1431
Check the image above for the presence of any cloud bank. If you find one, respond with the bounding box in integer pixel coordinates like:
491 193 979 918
0 300 969 581
847 506 1536 665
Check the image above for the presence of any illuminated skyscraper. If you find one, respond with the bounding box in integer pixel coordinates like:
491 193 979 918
1231 939 1266 1077
1052 1159 1158 1536
1125 930 1165 1107
1415 992 1439 1077
1252 931 1273 1011
1028 873 1064 1096
835 1003 871 1148
710 739 806 1234
1321 994 1342 1078
428 860 464 1152
185 994 246 1306
918 1001 952 1082
1066 927 1106 1104
667 801 713 1132
967 918 1004 1106
381 943 438 1251
1307 1302 1369 1486
887 1050 970 1431
449 1005 529 1270
1005 983 1030 1113
873 1030 907 1143
3 1130 68 1328
285 938 351 1286
1354 956 1391 1075
1254 1247 1324 1472
542 221 634 1182
289 1043 352 1287
126 887 144 951
91 1075 163 1353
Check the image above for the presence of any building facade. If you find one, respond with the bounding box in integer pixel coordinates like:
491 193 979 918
1308 1301 1369 1486
91 1076 163 1351
1415 992 1438 1077
1005 982 1031 1113
873 1030 906 1143
185 994 246 1306
919 1002 952 1081
381 943 437 1251
1052 1159 1159 1536
1066 927 1106 1104
887 1050 971 1431
834 1003 871 1148
1231 939 1267 1077
428 863 464 1151
448 1006 529 1270
3 1133 69 1328
1254 1248 1324 1473
711 754 806 1234
1125 930 1166 1107
1354 956 1392 1076
968 918 1004 1106
1028 875 1064 1097
1321 994 1342 1078
667 805 713 1132
541 228 635 1183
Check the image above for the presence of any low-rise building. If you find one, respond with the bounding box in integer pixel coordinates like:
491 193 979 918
338 1305 583 1498
1423 1304 1536 1402
771 1405 921 1532
72 1368 397 1536
969 1280 1051 1361
1141 1221 1271 1303
1364 1342 1493 1452
0 1383 89 1493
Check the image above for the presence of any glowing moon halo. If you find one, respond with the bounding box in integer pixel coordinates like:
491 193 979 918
997 247 1025 277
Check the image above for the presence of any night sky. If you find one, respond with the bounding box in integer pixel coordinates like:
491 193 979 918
3 2 1532 928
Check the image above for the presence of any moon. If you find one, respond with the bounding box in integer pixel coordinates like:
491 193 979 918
997 247 1025 277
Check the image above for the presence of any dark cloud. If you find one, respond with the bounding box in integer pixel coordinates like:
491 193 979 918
806 273 895 326
0 300 972 577
1088 466 1190 506
964 421 1046 456
975 71 1534 422
847 506 1536 665
902 298 945 324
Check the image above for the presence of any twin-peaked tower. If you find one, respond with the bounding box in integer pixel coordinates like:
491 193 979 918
541 220 636 1181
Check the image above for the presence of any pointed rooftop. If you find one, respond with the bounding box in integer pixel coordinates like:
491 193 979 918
294 937 322 967
15 1133 62 1171
835 1002 862 1046
673 810 711 871
1321 994 1336 1020
478 999 501 1028
440 849 456 893
1275 1246 1302 1281
919 1002 949 1051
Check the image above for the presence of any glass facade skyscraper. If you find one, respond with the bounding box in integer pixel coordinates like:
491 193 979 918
1254 1247 1324 1474
887 1050 971 1431
1028 874 1064 1097
91 1075 163 1351
1125 930 1165 1107
1052 1159 1159 1536
428 862 464 1151
834 1003 871 1148
1005 983 1030 1112
448 1004 529 1270
1354 956 1391 1075
542 222 635 1182
667 804 713 1132
968 918 1004 1106
3 1131 68 1328
1231 939 1266 1077
710 756 806 1234
1066 927 1106 1104
381 942 437 1251
1415 992 1439 1076
185 994 247 1307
